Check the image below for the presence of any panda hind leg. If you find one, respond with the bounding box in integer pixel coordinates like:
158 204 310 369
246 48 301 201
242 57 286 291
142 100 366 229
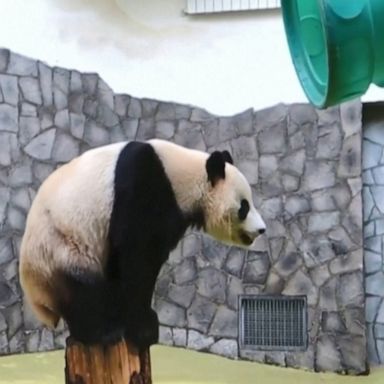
20 265 60 328
124 307 159 350
56 268 126 346
32 303 60 329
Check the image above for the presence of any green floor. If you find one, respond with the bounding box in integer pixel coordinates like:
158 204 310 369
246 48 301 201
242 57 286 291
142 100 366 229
0 346 383 384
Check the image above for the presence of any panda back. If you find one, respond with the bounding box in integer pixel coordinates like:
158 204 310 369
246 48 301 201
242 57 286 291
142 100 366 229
33 143 127 256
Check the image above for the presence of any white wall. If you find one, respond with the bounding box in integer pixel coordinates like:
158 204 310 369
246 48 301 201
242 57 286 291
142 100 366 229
0 0 382 115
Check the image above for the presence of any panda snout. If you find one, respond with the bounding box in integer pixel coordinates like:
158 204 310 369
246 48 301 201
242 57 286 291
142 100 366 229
247 228 266 239
239 228 265 246
240 210 266 245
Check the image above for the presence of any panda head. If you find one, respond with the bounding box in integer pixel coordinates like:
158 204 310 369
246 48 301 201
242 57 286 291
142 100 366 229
204 150 266 247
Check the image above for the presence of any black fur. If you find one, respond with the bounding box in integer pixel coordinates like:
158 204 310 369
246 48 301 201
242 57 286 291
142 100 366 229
57 267 160 348
59 141 204 349
206 151 227 186
56 268 127 345
221 150 233 165
238 199 250 221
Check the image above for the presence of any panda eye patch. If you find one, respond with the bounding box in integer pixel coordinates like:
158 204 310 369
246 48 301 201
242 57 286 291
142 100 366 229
238 199 249 221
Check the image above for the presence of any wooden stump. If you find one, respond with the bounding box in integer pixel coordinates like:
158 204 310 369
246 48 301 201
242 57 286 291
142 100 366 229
65 337 152 384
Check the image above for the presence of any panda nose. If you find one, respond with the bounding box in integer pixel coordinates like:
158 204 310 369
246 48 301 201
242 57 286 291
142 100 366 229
245 228 265 242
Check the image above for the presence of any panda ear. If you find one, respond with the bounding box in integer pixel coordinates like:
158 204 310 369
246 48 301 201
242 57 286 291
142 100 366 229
206 151 226 186
221 150 233 165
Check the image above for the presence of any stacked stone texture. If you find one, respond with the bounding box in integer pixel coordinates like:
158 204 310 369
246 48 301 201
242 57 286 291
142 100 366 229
362 104 384 365
0 49 366 374
155 102 366 374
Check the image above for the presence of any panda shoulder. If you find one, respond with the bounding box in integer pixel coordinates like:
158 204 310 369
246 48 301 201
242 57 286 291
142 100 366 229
38 142 128 194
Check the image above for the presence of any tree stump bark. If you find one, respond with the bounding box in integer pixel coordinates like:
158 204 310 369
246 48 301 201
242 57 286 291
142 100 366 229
65 337 152 384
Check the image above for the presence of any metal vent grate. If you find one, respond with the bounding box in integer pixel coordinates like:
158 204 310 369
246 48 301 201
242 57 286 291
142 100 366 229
185 0 281 15
239 295 307 351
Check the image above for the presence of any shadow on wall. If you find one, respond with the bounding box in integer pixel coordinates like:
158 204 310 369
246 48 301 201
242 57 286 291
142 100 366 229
45 0 241 63
362 102 384 365
51 0 134 23
48 0 193 34
47 0 278 55
45 0 183 58
50 0 277 25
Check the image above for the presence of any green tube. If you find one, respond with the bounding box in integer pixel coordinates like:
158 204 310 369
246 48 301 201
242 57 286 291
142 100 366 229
281 0 384 108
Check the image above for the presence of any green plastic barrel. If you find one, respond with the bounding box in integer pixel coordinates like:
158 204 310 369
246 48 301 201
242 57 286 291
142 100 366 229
281 0 384 108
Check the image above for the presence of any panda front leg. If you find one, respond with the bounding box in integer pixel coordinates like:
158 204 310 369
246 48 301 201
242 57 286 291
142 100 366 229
121 280 161 350
116 252 166 350
124 305 159 350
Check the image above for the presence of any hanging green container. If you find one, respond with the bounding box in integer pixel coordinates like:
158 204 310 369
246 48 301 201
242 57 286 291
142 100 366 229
281 0 384 108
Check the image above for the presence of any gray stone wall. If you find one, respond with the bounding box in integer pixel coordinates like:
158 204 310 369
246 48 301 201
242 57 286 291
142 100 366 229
155 102 366 374
363 103 384 365
0 49 366 374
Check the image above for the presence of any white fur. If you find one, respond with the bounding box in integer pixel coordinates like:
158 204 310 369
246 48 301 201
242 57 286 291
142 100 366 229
20 142 126 327
20 139 265 328
150 139 266 245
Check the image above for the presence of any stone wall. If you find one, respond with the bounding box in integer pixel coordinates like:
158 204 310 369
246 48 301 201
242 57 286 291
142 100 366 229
363 103 384 365
155 102 366 374
0 49 366 374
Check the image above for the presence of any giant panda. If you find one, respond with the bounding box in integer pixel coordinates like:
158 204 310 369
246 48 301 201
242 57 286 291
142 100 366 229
19 139 266 349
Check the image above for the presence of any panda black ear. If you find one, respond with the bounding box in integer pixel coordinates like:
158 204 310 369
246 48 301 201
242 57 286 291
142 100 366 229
221 150 233 165
206 151 226 186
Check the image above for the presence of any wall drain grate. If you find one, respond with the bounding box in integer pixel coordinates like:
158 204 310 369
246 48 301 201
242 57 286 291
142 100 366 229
239 295 307 351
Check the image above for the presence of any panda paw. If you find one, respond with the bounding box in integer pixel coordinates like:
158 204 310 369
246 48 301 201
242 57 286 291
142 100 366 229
125 308 159 350
66 320 125 346
98 326 126 346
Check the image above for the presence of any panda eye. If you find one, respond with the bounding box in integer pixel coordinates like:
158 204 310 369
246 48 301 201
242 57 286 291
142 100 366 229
238 199 249 221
